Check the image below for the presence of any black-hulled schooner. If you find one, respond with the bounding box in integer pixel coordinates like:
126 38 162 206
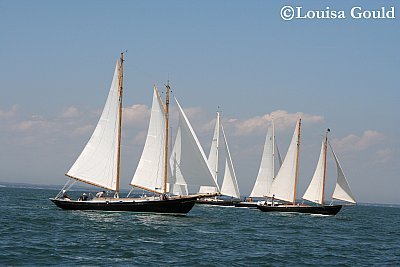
51 53 200 214
234 118 283 208
196 111 241 206
257 116 356 215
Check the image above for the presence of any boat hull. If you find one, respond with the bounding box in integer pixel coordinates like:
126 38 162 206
50 196 197 215
195 199 239 206
234 202 259 208
257 204 342 215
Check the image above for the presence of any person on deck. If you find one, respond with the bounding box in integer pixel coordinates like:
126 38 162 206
96 191 105 198
79 193 88 201
63 192 71 201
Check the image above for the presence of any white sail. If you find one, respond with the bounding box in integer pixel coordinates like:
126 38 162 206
302 141 325 204
330 143 357 204
276 141 283 168
66 60 121 191
220 125 240 199
169 98 219 194
267 118 300 203
199 112 220 194
250 126 274 198
168 125 189 195
130 88 166 194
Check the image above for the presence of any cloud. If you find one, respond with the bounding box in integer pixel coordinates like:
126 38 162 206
182 107 203 119
0 105 18 119
12 116 52 132
123 104 150 127
224 110 324 136
331 130 385 152
132 130 147 145
71 124 94 137
375 148 393 164
61 106 79 118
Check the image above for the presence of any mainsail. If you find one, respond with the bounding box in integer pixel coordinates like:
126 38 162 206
220 125 241 199
169 98 219 194
302 141 325 204
66 60 121 191
130 87 166 194
330 143 357 204
267 117 301 203
250 125 274 198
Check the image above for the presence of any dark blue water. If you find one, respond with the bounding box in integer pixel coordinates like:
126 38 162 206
0 186 399 266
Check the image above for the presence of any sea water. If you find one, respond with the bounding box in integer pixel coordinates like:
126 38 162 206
0 186 399 266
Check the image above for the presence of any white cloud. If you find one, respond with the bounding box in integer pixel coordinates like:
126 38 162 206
375 148 393 164
123 104 150 127
132 130 147 145
61 106 79 118
331 130 385 153
71 124 94 137
224 110 324 136
12 117 52 132
0 105 18 119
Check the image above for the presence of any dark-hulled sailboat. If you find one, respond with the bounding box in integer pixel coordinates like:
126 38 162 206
50 53 197 214
257 116 356 215
235 118 283 208
196 111 241 206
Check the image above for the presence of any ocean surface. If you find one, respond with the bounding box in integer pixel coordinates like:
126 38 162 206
0 186 399 266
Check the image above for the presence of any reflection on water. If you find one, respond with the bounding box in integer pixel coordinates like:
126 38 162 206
75 210 123 223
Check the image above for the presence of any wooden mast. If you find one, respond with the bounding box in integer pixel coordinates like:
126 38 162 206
116 52 124 197
272 116 275 181
321 129 329 207
215 111 220 183
163 81 170 194
293 115 301 204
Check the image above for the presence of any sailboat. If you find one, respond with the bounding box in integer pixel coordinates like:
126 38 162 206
257 117 356 215
196 111 241 206
235 119 283 208
50 53 198 214
167 99 220 196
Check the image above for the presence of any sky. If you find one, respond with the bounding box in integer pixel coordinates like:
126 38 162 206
0 0 399 204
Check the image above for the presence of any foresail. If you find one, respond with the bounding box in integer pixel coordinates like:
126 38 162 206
206 112 220 188
169 98 219 194
200 112 220 194
267 119 300 203
330 143 357 204
168 125 189 195
130 88 165 194
66 60 120 191
303 141 325 204
250 126 274 198
276 141 283 168
220 125 240 199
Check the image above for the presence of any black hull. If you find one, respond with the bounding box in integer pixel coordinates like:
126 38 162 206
50 196 197 215
257 204 342 215
234 202 259 208
195 199 238 206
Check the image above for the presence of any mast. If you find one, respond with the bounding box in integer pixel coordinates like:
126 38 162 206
272 117 275 180
321 129 329 207
215 111 220 183
163 81 170 194
293 115 301 204
116 52 124 197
